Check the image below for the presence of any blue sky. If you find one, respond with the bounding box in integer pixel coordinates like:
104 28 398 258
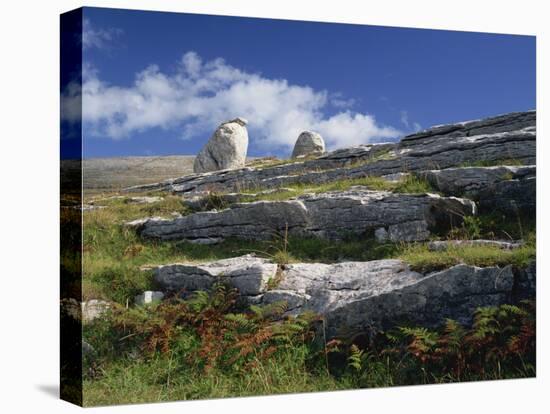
71 7 535 159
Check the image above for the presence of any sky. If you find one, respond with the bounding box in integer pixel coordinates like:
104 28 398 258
62 7 536 159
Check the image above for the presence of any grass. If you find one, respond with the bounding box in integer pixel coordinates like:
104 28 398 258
83 348 350 406
458 158 526 167
81 189 535 303
240 175 436 203
399 238 535 273
82 286 535 406
79 184 536 406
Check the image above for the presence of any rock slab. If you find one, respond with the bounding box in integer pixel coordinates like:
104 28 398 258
129 189 476 243
152 255 534 338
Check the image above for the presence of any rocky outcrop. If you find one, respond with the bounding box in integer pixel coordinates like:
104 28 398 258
128 189 476 243
152 255 535 338
477 176 536 215
291 131 325 158
418 165 536 214
125 111 535 195
182 188 297 211
193 117 249 173
418 166 535 197
154 255 277 296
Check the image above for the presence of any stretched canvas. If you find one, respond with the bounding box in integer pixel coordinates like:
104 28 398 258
60 6 536 407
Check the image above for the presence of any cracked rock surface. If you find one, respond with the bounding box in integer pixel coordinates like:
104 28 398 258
151 255 534 338
129 189 475 242
124 111 535 195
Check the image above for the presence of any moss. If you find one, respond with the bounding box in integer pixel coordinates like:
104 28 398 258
458 158 525 167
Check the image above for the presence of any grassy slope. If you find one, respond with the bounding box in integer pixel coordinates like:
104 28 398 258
81 177 536 405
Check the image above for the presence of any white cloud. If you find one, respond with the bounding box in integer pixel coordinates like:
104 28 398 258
82 19 122 50
400 110 422 133
64 51 402 152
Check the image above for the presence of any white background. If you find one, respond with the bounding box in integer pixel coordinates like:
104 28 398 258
0 0 547 412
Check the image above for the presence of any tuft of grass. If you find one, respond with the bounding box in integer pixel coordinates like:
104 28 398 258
399 236 535 273
458 158 525 168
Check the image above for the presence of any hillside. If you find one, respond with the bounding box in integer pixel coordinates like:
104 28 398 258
74 110 536 405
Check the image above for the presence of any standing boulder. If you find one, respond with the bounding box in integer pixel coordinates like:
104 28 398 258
193 117 249 173
291 131 325 159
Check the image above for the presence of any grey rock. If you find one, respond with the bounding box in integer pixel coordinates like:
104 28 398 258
291 131 325 158
154 254 278 296
418 165 535 197
386 220 430 242
152 255 529 338
381 172 411 182
193 118 249 173
264 260 517 337
514 260 536 301
133 189 475 242
81 300 110 323
125 111 535 195
82 204 106 211
374 227 389 242
428 239 524 251
183 188 299 211
82 340 95 356
135 291 165 305
128 196 164 204
477 176 536 215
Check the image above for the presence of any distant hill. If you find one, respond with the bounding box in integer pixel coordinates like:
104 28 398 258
82 155 196 191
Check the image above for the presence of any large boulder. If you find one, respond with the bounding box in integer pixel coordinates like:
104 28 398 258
151 255 535 338
193 117 249 173
291 131 325 158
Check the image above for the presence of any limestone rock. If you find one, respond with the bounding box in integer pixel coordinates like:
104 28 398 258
264 260 518 336
135 291 164 305
291 131 325 158
151 255 529 338
127 196 163 204
193 117 249 173
154 254 278 296
418 166 535 198
477 176 536 215
81 300 110 323
132 189 476 243
125 111 535 196
428 239 524 251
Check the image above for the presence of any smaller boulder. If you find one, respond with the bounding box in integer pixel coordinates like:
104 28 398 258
135 291 165 305
81 300 110 323
291 131 325 159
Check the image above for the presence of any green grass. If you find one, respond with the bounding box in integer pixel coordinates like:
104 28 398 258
240 175 436 203
82 288 535 406
458 158 526 167
82 191 535 303
80 188 536 406
83 349 348 406
399 238 535 273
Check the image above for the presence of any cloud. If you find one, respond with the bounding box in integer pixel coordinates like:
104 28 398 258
64 51 402 152
82 19 122 50
400 110 422 133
